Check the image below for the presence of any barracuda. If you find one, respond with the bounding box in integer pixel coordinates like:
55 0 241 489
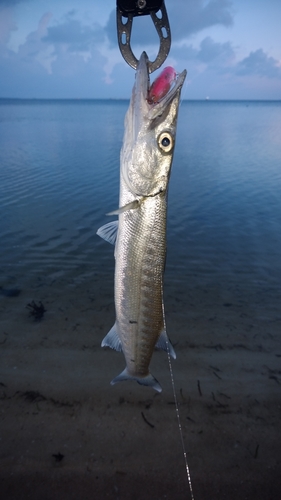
97 52 186 392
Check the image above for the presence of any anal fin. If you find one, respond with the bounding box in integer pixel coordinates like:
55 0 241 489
156 330 176 359
101 324 122 352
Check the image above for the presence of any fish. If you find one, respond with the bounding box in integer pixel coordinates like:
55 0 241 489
97 52 186 392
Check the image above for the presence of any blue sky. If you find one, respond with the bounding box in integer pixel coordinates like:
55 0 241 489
0 0 280 99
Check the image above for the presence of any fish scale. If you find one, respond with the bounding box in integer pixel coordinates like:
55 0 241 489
97 52 186 391
116 198 165 366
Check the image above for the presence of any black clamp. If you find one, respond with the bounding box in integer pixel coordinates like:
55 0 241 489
116 0 171 73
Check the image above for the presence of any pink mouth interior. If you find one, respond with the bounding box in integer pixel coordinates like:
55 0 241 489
147 66 177 104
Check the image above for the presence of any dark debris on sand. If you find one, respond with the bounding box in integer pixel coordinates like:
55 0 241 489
26 301 46 320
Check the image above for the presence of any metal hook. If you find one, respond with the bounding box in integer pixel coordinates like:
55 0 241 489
116 0 171 73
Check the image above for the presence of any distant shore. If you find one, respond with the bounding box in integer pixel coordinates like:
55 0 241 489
1 97 281 103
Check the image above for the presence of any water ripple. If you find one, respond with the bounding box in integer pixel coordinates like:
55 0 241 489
1 100 281 291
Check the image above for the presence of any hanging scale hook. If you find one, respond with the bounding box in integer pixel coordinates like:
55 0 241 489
116 0 171 73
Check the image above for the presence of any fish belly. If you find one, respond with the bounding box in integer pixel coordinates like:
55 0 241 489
115 194 166 378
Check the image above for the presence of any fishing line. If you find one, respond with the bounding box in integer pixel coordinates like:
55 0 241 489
162 301 195 500
161 81 195 499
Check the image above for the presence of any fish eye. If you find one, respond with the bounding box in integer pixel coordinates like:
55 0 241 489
158 132 174 153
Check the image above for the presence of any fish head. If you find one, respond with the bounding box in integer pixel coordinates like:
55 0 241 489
121 52 186 198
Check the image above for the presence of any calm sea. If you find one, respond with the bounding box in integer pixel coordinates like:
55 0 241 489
1 99 281 298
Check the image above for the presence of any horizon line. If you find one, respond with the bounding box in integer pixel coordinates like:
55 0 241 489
0 97 281 102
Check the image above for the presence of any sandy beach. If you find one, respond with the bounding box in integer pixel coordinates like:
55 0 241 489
1 274 280 500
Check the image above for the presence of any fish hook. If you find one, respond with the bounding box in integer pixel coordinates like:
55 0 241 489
116 0 171 73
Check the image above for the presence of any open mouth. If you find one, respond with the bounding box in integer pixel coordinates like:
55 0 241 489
134 52 186 112
147 66 177 104
145 61 187 108
148 69 187 115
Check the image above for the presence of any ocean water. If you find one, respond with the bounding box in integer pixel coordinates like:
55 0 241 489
1 99 281 299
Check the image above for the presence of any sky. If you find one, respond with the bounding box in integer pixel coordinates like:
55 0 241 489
0 0 280 99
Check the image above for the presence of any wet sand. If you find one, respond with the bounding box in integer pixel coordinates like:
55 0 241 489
1 275 281 499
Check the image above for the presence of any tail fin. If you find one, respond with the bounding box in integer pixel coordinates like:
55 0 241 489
110 368 162 393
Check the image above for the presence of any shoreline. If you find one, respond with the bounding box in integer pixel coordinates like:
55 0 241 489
1 277 281 499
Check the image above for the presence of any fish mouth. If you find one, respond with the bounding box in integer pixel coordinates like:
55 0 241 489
135 51 187 115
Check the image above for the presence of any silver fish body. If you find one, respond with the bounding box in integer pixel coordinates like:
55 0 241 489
97 52 186 392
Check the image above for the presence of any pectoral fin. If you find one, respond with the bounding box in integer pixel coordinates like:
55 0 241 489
106 197 145 216
96 220 118 245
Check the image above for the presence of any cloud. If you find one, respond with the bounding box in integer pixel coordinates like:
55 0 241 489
0 7 17 45
169 0 234 40
172 38 281 88
172 44 198 61
105 0 234 47
237 49 281 79
0 1 280 100
7 13 107 77
0 0 27 5
16 13 53 69
197 36 235 63
0 11 111 98
172 36 235 69
43 19 105 53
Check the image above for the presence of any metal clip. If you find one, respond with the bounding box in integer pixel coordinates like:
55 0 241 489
116 0 171 73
